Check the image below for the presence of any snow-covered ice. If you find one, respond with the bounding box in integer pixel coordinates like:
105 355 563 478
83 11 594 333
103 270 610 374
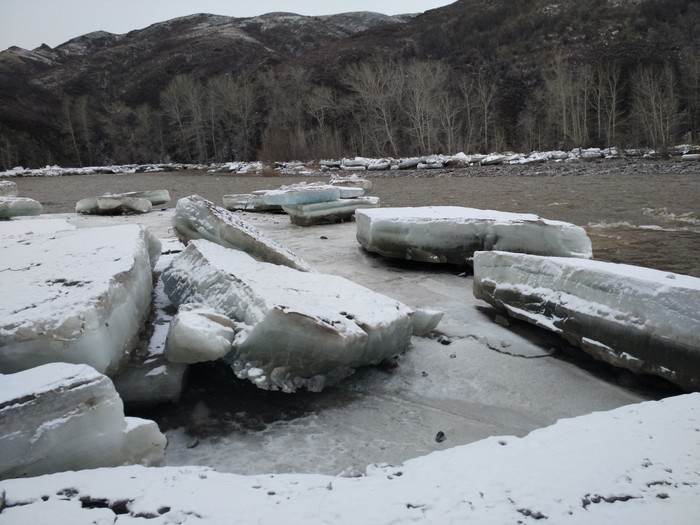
1 393 697 523
164 305 236 364
172 194 313 272
0 196 42 218
356 206 593 265
103 189 171 205
283 196 380 226
0 363 165 479
473 251 700 390
261 182 341 206
329 174 373 192
161 239 414 392
0 221 161 376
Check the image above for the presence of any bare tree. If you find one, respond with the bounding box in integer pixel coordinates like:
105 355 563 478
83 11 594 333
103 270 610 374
403 60 449 154
631 65 679 148
160 75 207 162
459 67 497 152
591 62 625 146
344 58 404 157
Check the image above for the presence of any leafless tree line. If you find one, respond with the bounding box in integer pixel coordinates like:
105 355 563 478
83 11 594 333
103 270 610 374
5 51 699 169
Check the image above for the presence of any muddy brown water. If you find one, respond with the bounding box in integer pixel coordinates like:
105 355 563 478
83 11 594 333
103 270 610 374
12 163 700 277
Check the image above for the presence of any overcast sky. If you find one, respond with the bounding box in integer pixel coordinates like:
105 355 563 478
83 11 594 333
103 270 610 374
0 0 454 51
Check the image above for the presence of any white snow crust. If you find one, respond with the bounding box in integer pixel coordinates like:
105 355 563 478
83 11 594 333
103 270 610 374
161 239 413 392
356 206 593 264
1 393 697 523
0 222 161 376
473 251 700 390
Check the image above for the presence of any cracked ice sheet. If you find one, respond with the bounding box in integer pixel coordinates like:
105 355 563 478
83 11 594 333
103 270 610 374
1 394 698 524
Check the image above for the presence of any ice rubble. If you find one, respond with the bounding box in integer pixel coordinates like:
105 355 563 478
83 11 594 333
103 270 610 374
473 251 700 390
0 221 161 376
1 393 698 524
0 363 165 479
356 206 593 265
172 195 313 272
161 239 413 392
164 305 236 364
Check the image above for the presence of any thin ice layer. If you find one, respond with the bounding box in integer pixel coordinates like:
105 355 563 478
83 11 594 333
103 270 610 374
161 239 413 392
0 363 165 478
473 250 700 390
356 206 592 264
172 194 313 272
0 223 161 376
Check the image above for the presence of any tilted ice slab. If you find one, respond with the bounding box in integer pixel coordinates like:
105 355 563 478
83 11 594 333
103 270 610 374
161 240 413 392
0 196 42 218
356 206 593 264
473 251 700 390
0 363 165 479
282 196 380 227
172 195 313 272
1 394 698 523
0 222 161 376
261 182 340 206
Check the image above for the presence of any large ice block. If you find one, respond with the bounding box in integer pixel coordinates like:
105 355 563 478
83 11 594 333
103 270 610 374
0 180 18 197
0 223 161 376
76 196 152 215
356 206 592 264
0 196 42 218
282 196 380 226
261 182 340 205
164 305 236 364
0 363 165 478
473 250 700 390
172 195 313 272
161 240 413 392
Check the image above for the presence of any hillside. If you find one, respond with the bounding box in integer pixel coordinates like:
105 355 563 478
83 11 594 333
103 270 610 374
0 0 698 168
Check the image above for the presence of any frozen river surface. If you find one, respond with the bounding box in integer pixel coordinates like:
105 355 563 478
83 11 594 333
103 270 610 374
12 163 698 475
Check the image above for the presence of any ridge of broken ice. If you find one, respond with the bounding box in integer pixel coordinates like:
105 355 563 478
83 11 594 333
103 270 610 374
473 251 700 390
356 206 593 264
172 194 313 272
0 222 161 376
161 239 413 392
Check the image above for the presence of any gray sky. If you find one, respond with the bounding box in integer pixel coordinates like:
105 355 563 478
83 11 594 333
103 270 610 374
0 0 454 51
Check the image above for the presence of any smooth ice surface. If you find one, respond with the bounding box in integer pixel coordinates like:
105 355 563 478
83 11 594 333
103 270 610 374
0 223 160 376
0 363 165 478
473 251 700 390
164 305 236 364
0 196 42 218
172 194 313 272
161 239 413 392
356 206 593 264
262 182 340 205
282 196 380 226
1 394 698 524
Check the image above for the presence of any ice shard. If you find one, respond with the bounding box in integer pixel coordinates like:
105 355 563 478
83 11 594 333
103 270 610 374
473 250 700 390
164 305 236 364
161 239 413 392
172 194 313 272
0 363 166 478
0 223 161 376
356 206 592 265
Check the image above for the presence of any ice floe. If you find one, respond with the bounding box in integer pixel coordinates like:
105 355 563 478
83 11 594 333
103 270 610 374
161 239 413 392
356 206 593 265
283 196 380 226
0 362 165 479
473 251 700 390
